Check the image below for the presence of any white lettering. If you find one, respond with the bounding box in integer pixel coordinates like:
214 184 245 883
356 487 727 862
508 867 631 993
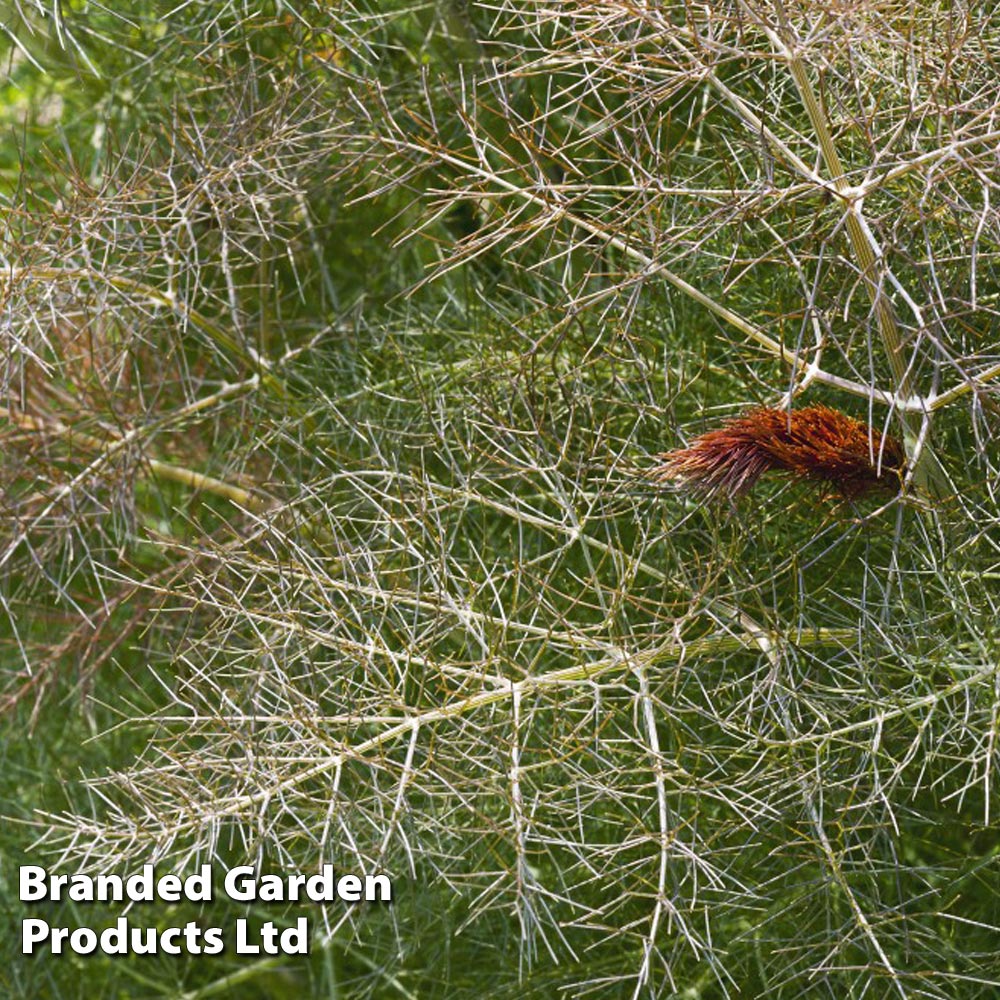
68 876 96 902
257 874 282 901
130 926 159 955
19 867 48 902
202 927 225 954
234 918 308 955
21 918 49 953
70 927 98 954
100 917 129 955
224 866 257 902
235 918 259 954
160 927 181 955
184 866 212 902
338 874 361 901
305 865 335 901
157 874 181 901
281 918 309 954
366 873 392 902
182 922 204 952
125 865 154 901
49 926 71 953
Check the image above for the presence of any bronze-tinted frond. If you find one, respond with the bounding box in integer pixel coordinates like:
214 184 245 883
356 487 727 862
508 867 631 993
651 405 905 499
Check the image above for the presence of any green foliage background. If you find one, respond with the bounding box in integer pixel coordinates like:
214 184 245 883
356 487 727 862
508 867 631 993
2 2 999 998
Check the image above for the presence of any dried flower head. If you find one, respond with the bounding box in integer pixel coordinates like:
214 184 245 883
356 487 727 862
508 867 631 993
651 405 906 499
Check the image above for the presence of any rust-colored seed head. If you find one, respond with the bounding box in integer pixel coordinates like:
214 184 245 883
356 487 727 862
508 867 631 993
651 405 906 499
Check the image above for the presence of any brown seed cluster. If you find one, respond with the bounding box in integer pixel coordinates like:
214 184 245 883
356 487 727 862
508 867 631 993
651 405 906 499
